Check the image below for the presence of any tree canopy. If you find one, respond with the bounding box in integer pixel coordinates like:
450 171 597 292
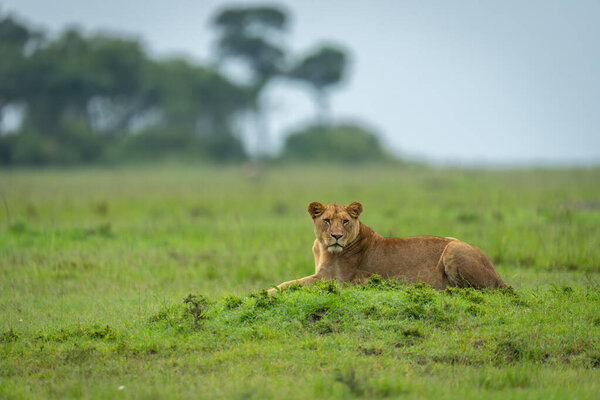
212 6 288 84
289 45 348 123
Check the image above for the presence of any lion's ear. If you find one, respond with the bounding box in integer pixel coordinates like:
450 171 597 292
308 202 326 219
346 202 363 219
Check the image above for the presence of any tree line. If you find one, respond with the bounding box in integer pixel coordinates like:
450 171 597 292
0 5 387 165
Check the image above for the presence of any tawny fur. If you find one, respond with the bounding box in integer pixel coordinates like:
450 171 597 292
269 202 504 293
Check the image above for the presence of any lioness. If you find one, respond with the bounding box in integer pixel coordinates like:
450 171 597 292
269 201 504 292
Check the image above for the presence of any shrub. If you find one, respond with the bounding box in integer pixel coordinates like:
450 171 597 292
281 122 390 163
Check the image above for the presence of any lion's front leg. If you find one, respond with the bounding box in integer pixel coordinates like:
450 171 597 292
267 273 319 294
312 239 322 274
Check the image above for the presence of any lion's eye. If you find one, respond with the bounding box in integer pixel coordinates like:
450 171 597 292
343 219 349 225
324 218 331 224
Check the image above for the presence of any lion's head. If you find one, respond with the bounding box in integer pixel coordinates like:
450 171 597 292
308 201 363 253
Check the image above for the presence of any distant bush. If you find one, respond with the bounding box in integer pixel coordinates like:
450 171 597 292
0 124 246 165
0 122 105 165
281 123 390 163
103 125 246 163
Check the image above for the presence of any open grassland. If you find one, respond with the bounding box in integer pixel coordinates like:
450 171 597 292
1 164 599 399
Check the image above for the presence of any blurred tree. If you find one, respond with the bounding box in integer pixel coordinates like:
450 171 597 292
212 5 288 154
145 57 250 135
1 6 359 165
22 29 151 136
0 12 42 132
128 57 249 161
289 45 348 123
282 123 388 163
3 29 154 163
0 21 251 165
85 35 156 135
213 7 287 81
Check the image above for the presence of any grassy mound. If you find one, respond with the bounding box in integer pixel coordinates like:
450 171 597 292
3 279 599 399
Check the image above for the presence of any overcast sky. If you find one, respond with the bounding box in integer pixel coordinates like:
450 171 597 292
3 0 600 164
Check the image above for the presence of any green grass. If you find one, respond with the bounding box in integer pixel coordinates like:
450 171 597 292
1 164 600 399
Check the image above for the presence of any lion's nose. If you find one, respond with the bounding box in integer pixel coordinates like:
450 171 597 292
331 234 343 240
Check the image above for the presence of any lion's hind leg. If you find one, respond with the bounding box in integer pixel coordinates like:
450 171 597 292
442 241 504 289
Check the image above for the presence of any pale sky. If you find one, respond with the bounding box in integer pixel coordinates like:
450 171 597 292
3 0 600 164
